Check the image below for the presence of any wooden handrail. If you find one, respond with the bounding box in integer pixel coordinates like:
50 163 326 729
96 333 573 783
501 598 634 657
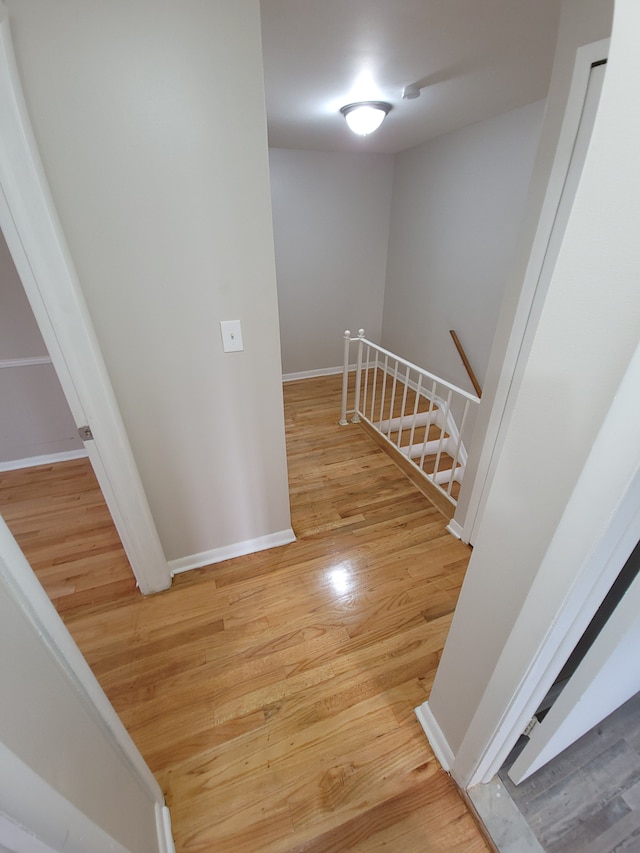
449 330 482 398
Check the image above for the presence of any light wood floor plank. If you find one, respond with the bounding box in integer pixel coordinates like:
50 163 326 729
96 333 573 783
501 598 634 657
0 374 489 852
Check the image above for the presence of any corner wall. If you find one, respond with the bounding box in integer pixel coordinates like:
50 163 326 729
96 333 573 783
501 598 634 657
271 104 544 386
269 148 394 375
455 0 615 531
381 100 544 393
0 230 82 465
426 0 639 778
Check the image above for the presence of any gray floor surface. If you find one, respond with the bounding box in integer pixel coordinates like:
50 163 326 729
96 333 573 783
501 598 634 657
496 692 640 852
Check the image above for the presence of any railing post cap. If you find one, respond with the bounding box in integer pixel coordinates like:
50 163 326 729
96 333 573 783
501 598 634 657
344 329 351 338
358 328 365 337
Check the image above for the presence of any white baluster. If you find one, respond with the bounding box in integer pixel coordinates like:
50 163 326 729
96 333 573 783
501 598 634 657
338 330 480 507
395 365 409 447
351 329 365 425
339 330 351 426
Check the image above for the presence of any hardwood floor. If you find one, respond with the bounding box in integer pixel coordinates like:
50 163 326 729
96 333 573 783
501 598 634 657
0 457 137 615
0 374 489 852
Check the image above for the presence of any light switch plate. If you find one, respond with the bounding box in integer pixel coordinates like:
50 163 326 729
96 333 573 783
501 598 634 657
220 320 243 353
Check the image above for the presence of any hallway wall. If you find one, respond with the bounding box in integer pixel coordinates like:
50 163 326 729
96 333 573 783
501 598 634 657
381 100 544 393
427 0 633 774
269 148 394 375
271 102 544 387
0 230 82 466
7 0 292 564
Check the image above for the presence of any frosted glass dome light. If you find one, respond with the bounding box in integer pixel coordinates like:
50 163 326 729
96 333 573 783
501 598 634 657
340 101 392 136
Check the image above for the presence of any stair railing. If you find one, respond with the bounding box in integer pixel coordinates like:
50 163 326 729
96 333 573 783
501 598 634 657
449 329 482 397
340 329 481 509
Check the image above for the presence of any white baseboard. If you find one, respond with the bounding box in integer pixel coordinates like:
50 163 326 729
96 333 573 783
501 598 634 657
0 448 88 472
446 519 464 540
282 365 356 382
155 803 176 853
415 701 454 772
168 528 296 576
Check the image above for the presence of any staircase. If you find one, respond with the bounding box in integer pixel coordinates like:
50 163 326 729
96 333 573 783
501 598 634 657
379 407 465 494
340 330 480 515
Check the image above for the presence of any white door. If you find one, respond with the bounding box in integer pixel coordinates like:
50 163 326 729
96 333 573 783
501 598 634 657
509 566 640 783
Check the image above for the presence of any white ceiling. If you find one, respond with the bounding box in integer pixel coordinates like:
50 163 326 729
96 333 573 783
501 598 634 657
260 0 562 154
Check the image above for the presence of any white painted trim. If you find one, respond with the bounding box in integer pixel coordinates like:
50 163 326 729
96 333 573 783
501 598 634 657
169 528 296 575
0 355 51 369
283 364 355 382
379 362 474 468
341 346 478 478
0 515 170 851
458 38 610 545
0 10 170 593
509 569 640 782
0 743 130 853
0 516 165 805
0 448 88 472
452 340 640 789
414 702 454 772
155 804 176 853
368 340 480 404
0 811 58 853
446 519 464 540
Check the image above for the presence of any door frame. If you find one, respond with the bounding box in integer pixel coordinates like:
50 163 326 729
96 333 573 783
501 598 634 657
0 6 170 594
418 29 640 789
509 555 640 783
455 343 640 786
0 514 175 852
451 30 640 787
457 37 610 546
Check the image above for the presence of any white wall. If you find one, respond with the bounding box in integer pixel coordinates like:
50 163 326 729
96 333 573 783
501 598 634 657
269 148 394 375
0 228 45 359
7 0 292 564
0 229 83 465
271 106 544 385
426 0 635 770
455 0 615 531
381 101 545 393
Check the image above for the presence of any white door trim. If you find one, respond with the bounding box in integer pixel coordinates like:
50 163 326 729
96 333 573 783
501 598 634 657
0 4 170 593
509 565 640 783
0 515 175 853
451 340 640 788
0 743 131 853
458 38 610 545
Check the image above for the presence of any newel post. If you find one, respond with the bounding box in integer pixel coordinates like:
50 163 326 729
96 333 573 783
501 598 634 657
339 330 351 425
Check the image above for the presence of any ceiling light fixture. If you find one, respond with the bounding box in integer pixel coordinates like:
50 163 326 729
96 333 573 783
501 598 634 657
340 101 392 136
